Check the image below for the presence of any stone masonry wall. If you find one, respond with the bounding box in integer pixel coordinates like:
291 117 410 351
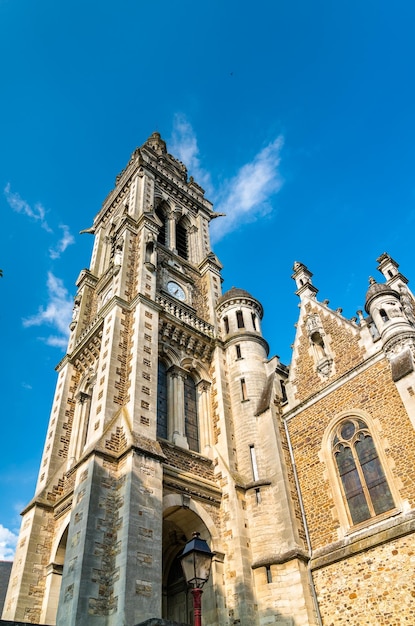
313 532 415 625
287 357 415 549
291 302 366 404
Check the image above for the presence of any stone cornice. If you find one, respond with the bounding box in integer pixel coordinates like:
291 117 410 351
76 268 99 290
310 509 415 571
223 332 269 356
252 547 310 569
163 466 221 505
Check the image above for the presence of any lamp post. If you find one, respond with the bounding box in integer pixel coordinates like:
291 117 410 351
179 532 214 626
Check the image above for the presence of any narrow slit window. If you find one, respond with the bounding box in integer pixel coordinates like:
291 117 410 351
379 309 389 322
266 565 272 584
251 312 257 330
223 316 229 334
236 344 242 359
280 380 287 403
241 378 248 401
249 444 259 481
236 310 245 329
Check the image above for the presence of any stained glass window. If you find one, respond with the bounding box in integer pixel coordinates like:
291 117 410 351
157 361 168 440
333 418 394 525
184 375 199 452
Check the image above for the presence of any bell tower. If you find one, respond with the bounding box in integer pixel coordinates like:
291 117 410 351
2 133 223 626
3 132 317 626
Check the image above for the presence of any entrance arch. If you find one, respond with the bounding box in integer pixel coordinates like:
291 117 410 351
162 499 217 625
41 525 68 625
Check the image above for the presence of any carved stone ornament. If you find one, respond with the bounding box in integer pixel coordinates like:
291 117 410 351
316 357 333 378
385 333 415 360
400 286 415 326
305 314 322 336
390 349 414 382
384 300 402 318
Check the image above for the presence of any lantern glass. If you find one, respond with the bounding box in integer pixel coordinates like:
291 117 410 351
180 532 214 589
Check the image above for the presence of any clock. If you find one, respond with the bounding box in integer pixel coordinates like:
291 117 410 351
167 281 186 301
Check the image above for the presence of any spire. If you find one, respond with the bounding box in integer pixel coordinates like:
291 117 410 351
292 261 318 300
376 252 408 286
144 131 167 155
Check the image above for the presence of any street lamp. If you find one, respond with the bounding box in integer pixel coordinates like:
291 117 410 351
180 532 214 626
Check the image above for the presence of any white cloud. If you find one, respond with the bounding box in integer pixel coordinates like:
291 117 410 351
49 224 75 259
23 272 73 349
4 183 52 233
168 116 284 243
169 114 212 193
0 524 18 561
210 136 284 243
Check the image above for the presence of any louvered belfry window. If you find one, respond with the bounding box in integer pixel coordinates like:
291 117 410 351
176 219 188 260
156 207 167 246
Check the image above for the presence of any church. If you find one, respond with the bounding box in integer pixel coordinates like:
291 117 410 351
3 132 415 625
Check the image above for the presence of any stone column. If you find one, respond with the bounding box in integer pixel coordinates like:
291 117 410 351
41 562 63 625
168 366 188 449
197 380 212 455
188 224 198 264
167 210 176 252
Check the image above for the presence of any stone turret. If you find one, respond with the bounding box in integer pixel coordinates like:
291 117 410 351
292 261 318 300
365 277 415 350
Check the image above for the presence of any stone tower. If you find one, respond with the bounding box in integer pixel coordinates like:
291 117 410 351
2 134 316 626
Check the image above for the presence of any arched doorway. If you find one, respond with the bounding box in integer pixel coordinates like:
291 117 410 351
162 505 215 624
41 525 68 625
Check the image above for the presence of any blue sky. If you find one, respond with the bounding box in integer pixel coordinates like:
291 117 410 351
1 0 415 559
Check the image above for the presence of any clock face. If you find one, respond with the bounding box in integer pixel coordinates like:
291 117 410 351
167 281 186 301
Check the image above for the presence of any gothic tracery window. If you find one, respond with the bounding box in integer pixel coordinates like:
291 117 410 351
157 361 168 440
184 375 199 452
332 418 395 525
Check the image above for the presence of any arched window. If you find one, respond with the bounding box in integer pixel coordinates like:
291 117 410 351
184 375 199 452
333 418 395 525
156 206 167 246
176 217 188 260
311 331 327 360
157 361 168 440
